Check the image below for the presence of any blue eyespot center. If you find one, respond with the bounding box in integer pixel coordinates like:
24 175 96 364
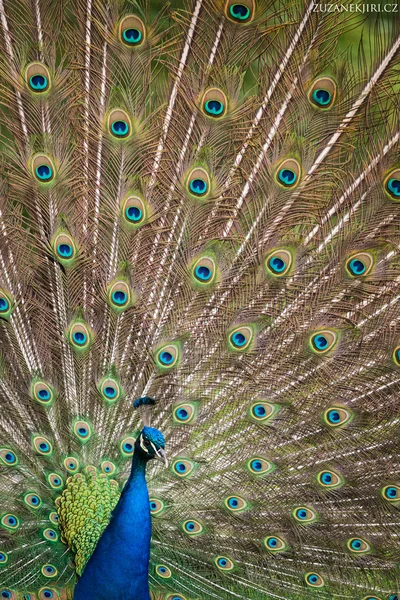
228 497 239 508
5 452 15 463
312 88 331 106
39 443 49 451
268 538 278 547
104 386 117 398
112 290 127 305
111 120 129 137
386 487 398 499
253 404 266 417
73 331 87 345
269 256 286 273
195 265 212 281
36 164 53 181
189 178 208 196
176 462 186 472
297 509 307 519
349 258 366 275
231 332 247 347
328 410 340 423
1 592 12 599
177 408 189 420
78 427 88 436
229 4 251 20
278 168 297 186
124 442 133 452
204 99 224 116
251 460 263 471
321 472 332 484
159 567 167 573
150 501 157 510
0 297 9 312
351 539 362 550
126 206 143 221
57 243 73 258
308 575 318 584
69 462 76 469
218 558 228 566
313 334 328 350
31 496 39 505
44 592 53 599
38 389 50 400
8 517 16 525
30 74 48 91
387 178 400 197
186 521 195 530
160 351 174 365
123 28 142 45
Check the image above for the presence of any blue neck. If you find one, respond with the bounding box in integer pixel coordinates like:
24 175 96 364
73 451 152 600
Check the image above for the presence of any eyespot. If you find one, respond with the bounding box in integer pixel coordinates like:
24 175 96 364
264 535 288 552
48 473 63 489
316 469 344 489
247 457 275 476
107 280 132 312
345 252 374 277
384 169 400 201
165 595 187 600
215 556 235 571
101 460 117 475
224 495 248 512
389 595 399 600
292 506 317 523
172 459 196 478
68 322 92 351
275 159 301 189
265 249 293 277
32 380 54 406
99 377 123 403
225 1 254 22
26 62 51 93
49 512 59 525
0 290 13 320
39 589 57 600
187 167 210 198
155 343 181 370
119 15 145 47
308 76 336 109
41 564 58 578
191 255 217 287
393 346 400 366
0 448 18 466
33 435 53 456
305 572 325 588
347 537 371 554
228 325 255 352
120 436 136 457
155 564 172 578
52 232 77 266
309 329 338 354
73 420 92 443
0 551 8 565
182 519 203 535
202 88 227 119
381 485 400 503
173 403 197 424
1 514 20 531
43 528 58 542
0 591 17 600
31 154 55 183
63 456 79 473
149 498 166 516
24 493 42 509
361 597 383 600
108 109 132 139
323 406 353 428
249 401 279 422
121 195 148 229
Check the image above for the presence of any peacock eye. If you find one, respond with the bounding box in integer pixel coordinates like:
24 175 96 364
43 528 58 542
228 325 255 352
39 589 56 600
292 506 317 523
384 169 400 201
382 484 400 502
264 535 288 552
155 564 172 578
316 469 343 489
309 329 338 354
187 167 211 198
202 88 227 118
108 109 132 139
347 537 371 554
309 77 336 109
249 401 279 422
226 1 254 22
305 572 325 587
275 159 301 189
31 154 55 183
224 495 248 512
26 63 51 93
265 249 293 277
323 406 353 428
41 564 57 578
247 457 275 476
393 346 400 366
345 252 374 277
119 15 146 47
182 519 203 535
0 551 8 564
172 459 196 478
155 343 181 370
215 556 235 571
0 448 18 466
1 514 20 530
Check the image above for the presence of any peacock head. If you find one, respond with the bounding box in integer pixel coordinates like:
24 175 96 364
135 426 167 466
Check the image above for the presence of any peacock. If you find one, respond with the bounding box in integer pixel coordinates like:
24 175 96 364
0 0 400 598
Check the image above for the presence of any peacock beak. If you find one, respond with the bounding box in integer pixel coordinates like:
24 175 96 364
151 442 168 467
